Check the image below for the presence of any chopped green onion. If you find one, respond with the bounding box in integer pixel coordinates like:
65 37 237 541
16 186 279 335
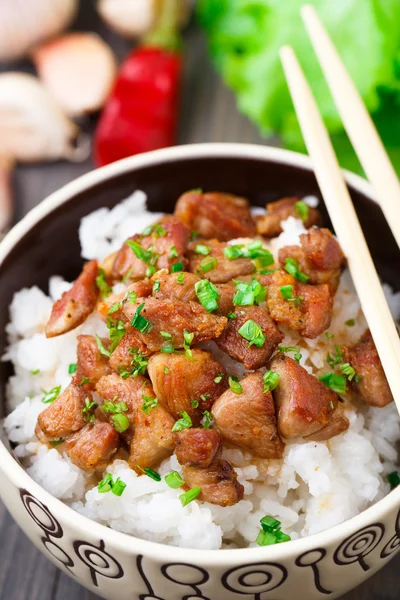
111 413 130 433
194 279 220 312
183 330 194 359
77 376 94 387
387 471 400 489
227 312 236 319
101 400 128 414
146 266 156 277
131 302 153 334
176 272 185 284
41 386 61 404
325 331 334 340
327 346 343 368
179 486 201 506
160 331 172 339
190 230 199 240
263 370 280 393
107 318 126 352
50 439 64 447
82 397 98 423
108 302 121 314
172 411 192 432
195 244 210 255
279 345 302 364
95 334 111 358
318 372 347 395
96 268 112 298
164 366 170 374
169 245 178 259
142 395 158 413
126 347 149 378
280 284 294 299
202 410 213 429
295 200 309 221
126 240 158 266
345 318 355 327
191 399 199 408
238 319 265 348
31 369 40 375
98 474 126 496
165 471 185 489
256 514 291 546
142 223 167 237
284 257 309 283
200 256 217 273
214 373 224 383
228 376 242 394
138 467 161 482
340 362 360 382
153 280 161 293
68 363 77 375
122 268 133 283
223 242 273 266
161 342 175 353
171 262 183 273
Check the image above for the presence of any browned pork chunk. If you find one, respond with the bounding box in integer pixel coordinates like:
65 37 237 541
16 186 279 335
188 239 255 284
97 280 152 321
260 270 333 339
175 190 256 241
216 305 283 370
64 421 120 471
151 270 200 302
212 372 284 459
112 216 190 281
37 383 88 441
306 410 349 442
96 374 175 470
46 260 99 338
182 460 244 506
278 228 345 293
255 197 321 237
122 297 227 352
175 428 221 468
109 327 150 374
269 354 338 439
214 283 235 316
342 330 394 407
73 335 112 388
147 349 228 421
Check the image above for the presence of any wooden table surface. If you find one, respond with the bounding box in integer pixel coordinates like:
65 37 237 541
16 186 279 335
0 3 398 599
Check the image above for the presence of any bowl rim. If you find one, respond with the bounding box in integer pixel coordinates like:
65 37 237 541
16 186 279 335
0 142 399 565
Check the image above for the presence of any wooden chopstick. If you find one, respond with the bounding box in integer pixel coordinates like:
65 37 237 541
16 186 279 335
301 4 400 250
279 45 400 415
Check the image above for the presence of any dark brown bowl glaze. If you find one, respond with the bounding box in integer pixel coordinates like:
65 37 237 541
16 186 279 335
0 149 399 426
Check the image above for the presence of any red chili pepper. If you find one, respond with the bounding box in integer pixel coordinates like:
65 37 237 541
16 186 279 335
94 43 182 167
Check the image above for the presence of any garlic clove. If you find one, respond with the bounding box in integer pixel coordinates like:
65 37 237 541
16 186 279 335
97 0 157 39
0 155 15 235
0 0 78 62
33 33 118 117
0 73 88 163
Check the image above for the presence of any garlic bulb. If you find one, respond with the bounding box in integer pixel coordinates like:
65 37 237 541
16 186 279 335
0 0 78 62
97 0 192 39
0 155 14 235
33 33 117 117
0 73 88 163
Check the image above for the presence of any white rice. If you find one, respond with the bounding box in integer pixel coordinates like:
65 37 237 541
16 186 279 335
2 190 400 550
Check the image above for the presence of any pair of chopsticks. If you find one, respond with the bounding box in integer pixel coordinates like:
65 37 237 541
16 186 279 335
280 5 400 415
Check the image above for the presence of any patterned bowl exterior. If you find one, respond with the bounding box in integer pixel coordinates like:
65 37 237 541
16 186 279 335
0 144 399 600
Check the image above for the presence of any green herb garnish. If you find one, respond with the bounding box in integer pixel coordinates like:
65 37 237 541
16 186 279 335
68 363 77 374
238 319 265 348
263 370 280 393
345 318 356 326
82 397 98 423
137 467 161 482
165 471 185 489
295 200 309 222
169 245 178 259
283 257 309 283
172 411 193 432
183 330 194 359
233 279 266 306
195 279 220 312
176 272 185 284
131 303 153 333
108 302 121 314
153 280 161 293
195 244 210 255
98 473 126 496
77 376 94 387
31 369 40 375
95 334 111 358
327 346 343 368
142 223 167 237
214 373 224 383
41 386 61 404
256 514 291 546
126 240 159 266
142 395 158 414
96 268 112 298
107 318 126 352
340 362 360 382
180 486 201 506
228 376 242 394
203 410 213 429
171 262 183 273
279 345 302 364
200 256 217 273
318 372 347 395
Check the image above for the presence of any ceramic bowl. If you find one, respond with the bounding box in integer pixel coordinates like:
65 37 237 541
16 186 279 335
0 144 399 600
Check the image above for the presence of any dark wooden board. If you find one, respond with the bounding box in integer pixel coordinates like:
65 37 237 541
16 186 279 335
0 2 398 599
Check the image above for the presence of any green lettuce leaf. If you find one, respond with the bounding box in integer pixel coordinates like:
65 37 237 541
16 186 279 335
198 0 400 175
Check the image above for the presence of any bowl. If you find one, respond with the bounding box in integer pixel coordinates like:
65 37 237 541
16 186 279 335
0 143 399 600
